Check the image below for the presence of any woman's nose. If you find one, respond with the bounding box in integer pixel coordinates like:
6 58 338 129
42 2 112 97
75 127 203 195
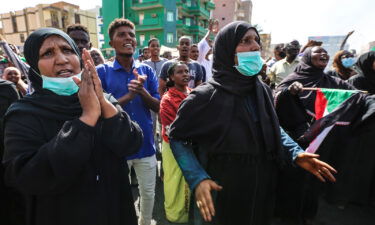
250 42 261 52
55 52 69 64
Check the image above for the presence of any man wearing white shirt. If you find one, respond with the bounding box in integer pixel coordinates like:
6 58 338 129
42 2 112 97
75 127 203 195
197 20 218 82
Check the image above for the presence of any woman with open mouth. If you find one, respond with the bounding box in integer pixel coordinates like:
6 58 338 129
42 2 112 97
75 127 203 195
2 27 143 225
274 46 375 224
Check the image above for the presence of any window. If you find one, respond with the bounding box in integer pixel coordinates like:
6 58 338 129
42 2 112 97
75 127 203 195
167 11 174 22
74 13 80 24
167 33 173 43
186 0 191 7
140 34 145 46
51 11 59 28
185 18 191 26
223 4 226 7
139 13 144 25
11 16 18 32
222 17 225 21
20 33 25 43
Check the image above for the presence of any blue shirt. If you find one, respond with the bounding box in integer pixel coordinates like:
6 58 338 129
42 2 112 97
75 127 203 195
96 59 160 160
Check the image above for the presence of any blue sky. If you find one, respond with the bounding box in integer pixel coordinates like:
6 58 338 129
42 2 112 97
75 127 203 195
1 0 374 52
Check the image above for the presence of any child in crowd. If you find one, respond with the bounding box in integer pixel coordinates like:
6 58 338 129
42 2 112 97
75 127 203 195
159 62 192 223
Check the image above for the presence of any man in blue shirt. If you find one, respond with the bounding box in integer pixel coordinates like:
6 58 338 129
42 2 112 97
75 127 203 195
96 18 159 225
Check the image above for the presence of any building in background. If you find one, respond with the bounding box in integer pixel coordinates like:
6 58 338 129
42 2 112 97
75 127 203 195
308 35 349 71
0 1 98 50
87 6 104 49
212 0 252 30
260 33 271 60
101 0 215 58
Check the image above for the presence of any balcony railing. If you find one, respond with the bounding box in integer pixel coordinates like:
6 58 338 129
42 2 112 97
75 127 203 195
179 5 210 18
135 17 163 31
206 1 215 10
131 0 163 10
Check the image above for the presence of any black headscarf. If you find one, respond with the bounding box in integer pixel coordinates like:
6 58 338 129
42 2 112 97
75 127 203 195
6 28 83 121
276 47 354 112
170 21 286 163
210 21 260 96
356 51 375 85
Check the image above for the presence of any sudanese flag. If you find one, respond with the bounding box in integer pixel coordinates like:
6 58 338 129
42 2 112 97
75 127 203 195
299 88 364 153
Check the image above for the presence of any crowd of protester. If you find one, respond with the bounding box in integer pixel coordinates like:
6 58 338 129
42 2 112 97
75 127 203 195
0 17 374 225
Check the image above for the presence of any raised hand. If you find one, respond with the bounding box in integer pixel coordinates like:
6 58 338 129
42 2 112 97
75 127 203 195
73 68 101 127
212 19 219 34
195 179 223 222
288 81 303 95
347 30 355 36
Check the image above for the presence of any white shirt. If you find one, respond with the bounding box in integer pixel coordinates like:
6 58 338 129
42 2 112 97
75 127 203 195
197 38 213 81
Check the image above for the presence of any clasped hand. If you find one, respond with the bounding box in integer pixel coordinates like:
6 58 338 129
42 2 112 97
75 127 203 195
73 49 118 126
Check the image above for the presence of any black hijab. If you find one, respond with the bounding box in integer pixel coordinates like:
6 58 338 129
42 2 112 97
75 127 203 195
209 21 260 96
170 21 286 163
276 47 354 112
356 51 375 85
6 28 83 121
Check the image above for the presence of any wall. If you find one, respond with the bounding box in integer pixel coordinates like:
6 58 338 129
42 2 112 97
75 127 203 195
212 0 236 29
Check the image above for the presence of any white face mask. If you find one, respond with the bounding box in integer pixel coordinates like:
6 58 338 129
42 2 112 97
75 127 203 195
41 72 82 96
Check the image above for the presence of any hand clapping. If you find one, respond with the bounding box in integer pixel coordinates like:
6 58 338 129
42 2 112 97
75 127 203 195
128 68 147 94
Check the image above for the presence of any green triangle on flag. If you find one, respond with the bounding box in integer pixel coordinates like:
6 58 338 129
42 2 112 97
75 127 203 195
315 88 358 119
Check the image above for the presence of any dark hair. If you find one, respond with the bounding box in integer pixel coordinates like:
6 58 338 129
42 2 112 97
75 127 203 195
274 43 284 51
166 61 188 88
142 47 149 53
108 18 135 40
148 38 159 47
332 50 353 80
66 24 89 35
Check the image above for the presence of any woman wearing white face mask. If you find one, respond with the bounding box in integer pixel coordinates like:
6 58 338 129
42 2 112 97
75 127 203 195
167 22 337 225
2 28 143 225
327 50 357 80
